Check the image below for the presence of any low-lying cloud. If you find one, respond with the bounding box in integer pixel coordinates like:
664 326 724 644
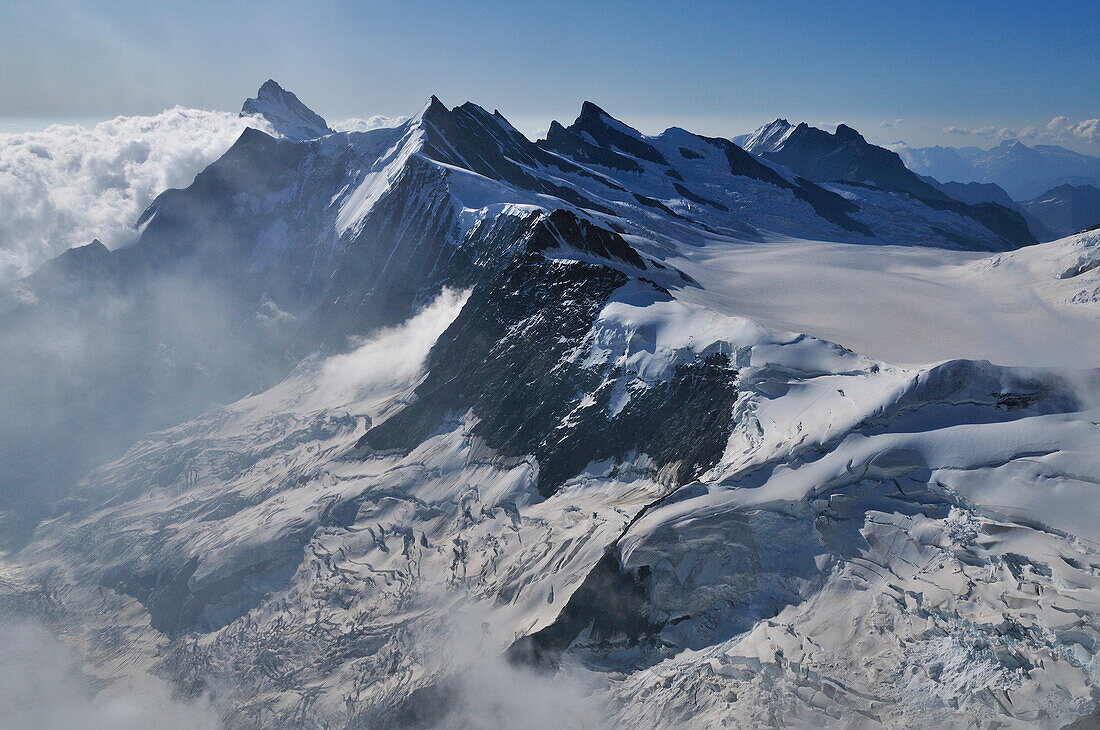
403 600 610 730
0 107 272 283
0 621 222 729
333 115 408 133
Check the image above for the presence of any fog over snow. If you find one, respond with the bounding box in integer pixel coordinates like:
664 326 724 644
0 621 221 730
0 107 273 282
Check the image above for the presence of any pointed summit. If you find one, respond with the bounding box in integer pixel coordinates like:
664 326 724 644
741 118 795 154
241 80 333 141
557 101 668 167
578 100 611 121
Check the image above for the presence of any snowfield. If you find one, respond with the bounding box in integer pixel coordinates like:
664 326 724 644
671 229 1100 367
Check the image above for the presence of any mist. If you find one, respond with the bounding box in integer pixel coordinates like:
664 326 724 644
389 600 612 730
0 620 222 730
318 287 469 407
0 260 300 545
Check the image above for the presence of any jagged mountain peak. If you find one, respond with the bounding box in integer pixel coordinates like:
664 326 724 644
550 101 669 168
574 100 645 138
424 94 447 113
578 99 614 122
414 95 506 132
241 79 333 141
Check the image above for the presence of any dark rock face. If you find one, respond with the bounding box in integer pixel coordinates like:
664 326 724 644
929 180 1057 241
918 196 1038 251
357 244 632 490
527 209 647 268
508 550 657 667
569 101 671 166
361 210 739 497
543 119 645 173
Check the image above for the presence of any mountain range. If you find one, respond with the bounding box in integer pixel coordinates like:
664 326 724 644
2 81 1100 728
892 138 1100 200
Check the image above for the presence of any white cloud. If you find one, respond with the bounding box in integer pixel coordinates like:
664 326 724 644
879 118 905 128
0 107 273 283
1043 115 1100 145
943 125 1016 139
404 600 608 730
0 621 222 729
332 115 408 133
944 116 1100 149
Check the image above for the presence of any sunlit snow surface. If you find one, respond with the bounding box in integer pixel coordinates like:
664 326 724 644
670 229 1100 367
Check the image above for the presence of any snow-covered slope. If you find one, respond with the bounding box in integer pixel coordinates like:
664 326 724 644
241 79 334 140
669 230 1100 367
4 83 1100 729
5 239 1100 726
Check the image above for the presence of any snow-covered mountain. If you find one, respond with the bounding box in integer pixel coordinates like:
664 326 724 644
3 82 1100 728
1019 184 1100 239
241 79 334 141
740 119 1036 249
893 139 1100 200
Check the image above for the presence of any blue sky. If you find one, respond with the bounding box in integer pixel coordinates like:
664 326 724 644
2 0 1098 151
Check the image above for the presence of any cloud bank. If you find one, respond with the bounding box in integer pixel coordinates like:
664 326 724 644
1022 116 1100 146
0 108 273 283
332 115 408 133
943 116 1100 148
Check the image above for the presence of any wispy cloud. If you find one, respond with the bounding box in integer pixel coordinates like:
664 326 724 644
1019 116 1100 145
879 118 905 128
943 116 1100 149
